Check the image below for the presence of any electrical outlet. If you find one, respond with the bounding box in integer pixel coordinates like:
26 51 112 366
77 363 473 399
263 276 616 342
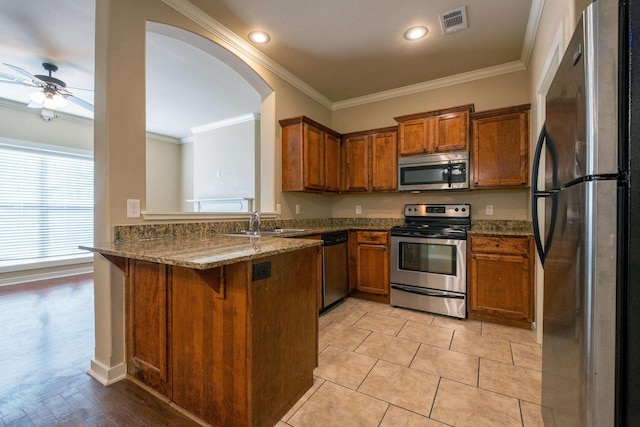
127 199 141 218
295 204 301 214
276 204 281 214
355 205 362 214
485 205 494 216
252 262 271 281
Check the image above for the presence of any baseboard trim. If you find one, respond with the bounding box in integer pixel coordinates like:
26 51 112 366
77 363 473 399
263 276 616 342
88 359 127 386
0 265 94 287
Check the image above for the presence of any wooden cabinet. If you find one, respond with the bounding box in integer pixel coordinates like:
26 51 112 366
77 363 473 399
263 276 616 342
341 127 398 193
121 247 319 426
342 134 369 192
371 130 398 191
280 116 342 192
349 231 390 298
395 104 474 156
324 133 341 192
126 259 171 397
471 104 530 188
468 234 534 329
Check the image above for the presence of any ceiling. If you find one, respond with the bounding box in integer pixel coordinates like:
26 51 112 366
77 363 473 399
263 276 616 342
0 0 537 139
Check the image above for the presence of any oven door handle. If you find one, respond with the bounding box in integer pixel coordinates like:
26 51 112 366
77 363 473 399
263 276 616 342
391 284 465 299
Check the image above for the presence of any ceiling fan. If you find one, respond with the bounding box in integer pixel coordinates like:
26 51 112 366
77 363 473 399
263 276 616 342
0 62 93 113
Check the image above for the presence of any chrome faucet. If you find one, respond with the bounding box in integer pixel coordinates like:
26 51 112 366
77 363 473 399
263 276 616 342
249 211 261 231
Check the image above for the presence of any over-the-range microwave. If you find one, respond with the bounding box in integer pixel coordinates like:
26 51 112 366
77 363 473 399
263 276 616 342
398 151 469 192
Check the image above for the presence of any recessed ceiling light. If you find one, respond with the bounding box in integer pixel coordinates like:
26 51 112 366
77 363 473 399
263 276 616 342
249 31 270 44
404 26 428 41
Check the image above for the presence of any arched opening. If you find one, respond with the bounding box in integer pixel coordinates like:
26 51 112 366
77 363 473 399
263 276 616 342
145 22 276 215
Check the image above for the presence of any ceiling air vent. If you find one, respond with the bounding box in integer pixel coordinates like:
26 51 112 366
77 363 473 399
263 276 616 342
439 7 468 34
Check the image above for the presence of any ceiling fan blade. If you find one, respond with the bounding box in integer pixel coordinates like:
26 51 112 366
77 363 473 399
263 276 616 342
2 63 45 85
0 71 34 85
0 79 38 88
65 85 94 92
66 94 94 112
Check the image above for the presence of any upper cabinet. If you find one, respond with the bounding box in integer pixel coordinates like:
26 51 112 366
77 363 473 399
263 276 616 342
280 116 342 192
341 127 398 193
394 104 474 156
471 104 530 189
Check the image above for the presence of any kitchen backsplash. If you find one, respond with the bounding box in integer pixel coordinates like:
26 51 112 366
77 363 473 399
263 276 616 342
113 217 404 242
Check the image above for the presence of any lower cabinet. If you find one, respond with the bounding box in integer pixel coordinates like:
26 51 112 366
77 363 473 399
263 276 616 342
349 231 390 300
468 234 534 329
126 259 171 397
123 247 319 426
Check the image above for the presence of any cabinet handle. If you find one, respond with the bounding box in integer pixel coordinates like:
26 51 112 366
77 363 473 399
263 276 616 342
495 244 500 247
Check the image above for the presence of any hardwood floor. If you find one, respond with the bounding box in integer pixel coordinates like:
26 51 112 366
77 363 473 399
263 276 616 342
0 274 200 426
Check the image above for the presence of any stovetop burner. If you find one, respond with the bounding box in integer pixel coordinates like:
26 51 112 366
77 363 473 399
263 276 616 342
392 203 471 239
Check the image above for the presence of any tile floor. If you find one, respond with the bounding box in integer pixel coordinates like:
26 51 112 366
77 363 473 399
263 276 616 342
279 298 543 427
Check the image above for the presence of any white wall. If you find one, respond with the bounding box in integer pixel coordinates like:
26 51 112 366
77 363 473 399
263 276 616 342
192 119 257 202
0 102 93 152
146 134 182 212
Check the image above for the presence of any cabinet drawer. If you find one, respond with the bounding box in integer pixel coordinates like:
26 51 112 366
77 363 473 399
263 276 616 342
356 231 389 244
470 236 530 254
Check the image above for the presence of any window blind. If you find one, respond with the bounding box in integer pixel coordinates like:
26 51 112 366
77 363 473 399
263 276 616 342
0 143 93 266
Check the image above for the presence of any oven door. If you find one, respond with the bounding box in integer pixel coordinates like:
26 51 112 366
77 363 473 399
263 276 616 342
390 235 466 293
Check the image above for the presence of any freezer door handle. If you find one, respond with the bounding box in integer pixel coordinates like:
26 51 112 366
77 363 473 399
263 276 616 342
531 123 559 264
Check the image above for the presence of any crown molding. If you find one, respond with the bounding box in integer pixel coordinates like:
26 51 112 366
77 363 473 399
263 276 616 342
164 0 544 112
332 61 526 110
190 112 259 134
146 132 181 144
0 98 94 125
161 0 333 109
521 0 546 68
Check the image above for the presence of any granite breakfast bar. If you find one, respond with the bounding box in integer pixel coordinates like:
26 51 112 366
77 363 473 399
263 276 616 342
81 234 322 427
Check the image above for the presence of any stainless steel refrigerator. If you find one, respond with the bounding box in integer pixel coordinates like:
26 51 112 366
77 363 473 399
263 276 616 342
531 0 639 425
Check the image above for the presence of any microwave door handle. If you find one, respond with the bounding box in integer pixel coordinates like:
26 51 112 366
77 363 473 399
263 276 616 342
447 161 453 187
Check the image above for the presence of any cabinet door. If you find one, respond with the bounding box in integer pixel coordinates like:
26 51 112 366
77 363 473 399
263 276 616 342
324 133 341 192
468 236 534 328
303 123 324 190
342 135 369 192
171 266 227 422
371 131 398 191
398 118 428 156
472 111 529 188
433 111 469 152
126 260 171 397
356 242 389 295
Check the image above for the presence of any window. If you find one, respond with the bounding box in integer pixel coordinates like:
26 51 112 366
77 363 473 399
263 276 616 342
0 142 93 269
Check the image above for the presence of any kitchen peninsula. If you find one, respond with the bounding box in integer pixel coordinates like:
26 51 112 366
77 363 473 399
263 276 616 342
81 234 322 426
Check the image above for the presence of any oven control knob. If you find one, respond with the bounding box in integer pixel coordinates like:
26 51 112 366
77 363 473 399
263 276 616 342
455 208 459 212
462 208 466 212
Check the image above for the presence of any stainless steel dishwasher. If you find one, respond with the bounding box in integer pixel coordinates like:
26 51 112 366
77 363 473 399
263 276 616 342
321 231 349 311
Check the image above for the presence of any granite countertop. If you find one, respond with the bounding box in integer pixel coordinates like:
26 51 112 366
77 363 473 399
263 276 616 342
468 220 533 236
80 234 322 270
85 218 400 270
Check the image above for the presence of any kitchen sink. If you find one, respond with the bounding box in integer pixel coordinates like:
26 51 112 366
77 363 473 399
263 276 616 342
226 228 306 237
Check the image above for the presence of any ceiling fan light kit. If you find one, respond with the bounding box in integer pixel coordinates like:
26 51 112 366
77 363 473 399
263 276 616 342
0 62 93 113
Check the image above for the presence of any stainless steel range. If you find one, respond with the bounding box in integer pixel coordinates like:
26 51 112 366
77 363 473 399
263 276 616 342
390 203 470 318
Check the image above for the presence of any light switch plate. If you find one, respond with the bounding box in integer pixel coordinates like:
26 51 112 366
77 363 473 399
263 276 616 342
355 205 362 214
295 204 301 214
127 199 141 218
485 205 494 215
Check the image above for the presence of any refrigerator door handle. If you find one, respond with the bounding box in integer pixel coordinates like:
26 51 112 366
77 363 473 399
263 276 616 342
531 124 559 264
